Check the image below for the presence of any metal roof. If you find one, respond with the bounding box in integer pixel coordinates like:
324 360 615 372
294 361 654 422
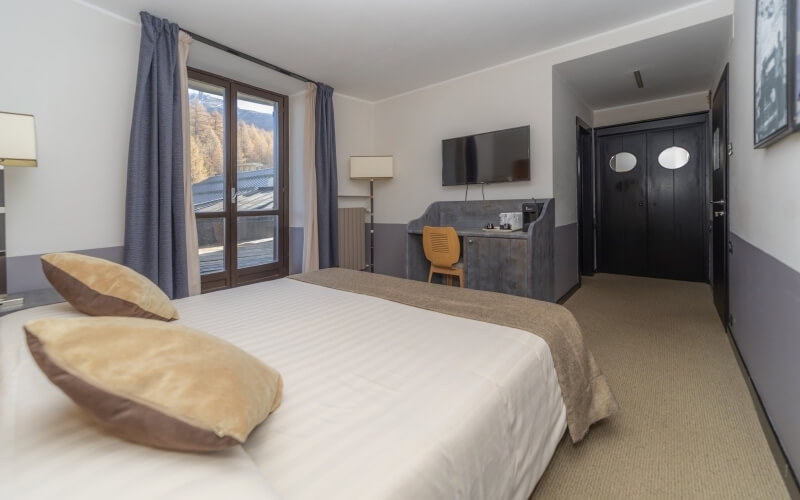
193 167 275 212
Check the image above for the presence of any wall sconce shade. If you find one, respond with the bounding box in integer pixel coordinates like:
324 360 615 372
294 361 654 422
350 156 393 179
0 112 38 167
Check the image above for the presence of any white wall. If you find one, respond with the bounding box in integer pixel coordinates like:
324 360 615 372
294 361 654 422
334 95 376 212
373 58 551 224
727 0 800 272
593 91 710 128
371 0 734 227
2 0 139 256
552 70 593 226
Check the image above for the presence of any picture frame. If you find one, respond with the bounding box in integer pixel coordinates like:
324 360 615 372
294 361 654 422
794 0 800 129
754 0 792 147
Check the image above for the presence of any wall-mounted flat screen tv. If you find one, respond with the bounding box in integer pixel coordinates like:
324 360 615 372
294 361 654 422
442 125 530 186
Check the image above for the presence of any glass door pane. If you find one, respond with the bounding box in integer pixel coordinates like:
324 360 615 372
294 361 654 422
189 79 227 276
189 80 226 213
236 93 278 211
237 215 278 269
197 218 226 275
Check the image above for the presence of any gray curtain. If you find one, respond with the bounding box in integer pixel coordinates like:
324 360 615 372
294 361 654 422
124 11 188 299
314 83 339 268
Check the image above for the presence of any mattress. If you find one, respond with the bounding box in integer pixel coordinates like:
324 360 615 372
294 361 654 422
0 278 566 500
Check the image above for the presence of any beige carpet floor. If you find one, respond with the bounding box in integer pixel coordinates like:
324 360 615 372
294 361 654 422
531 273 789 499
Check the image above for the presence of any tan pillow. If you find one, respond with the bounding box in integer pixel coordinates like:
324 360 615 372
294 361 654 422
41 252 178 321
24 317 283 452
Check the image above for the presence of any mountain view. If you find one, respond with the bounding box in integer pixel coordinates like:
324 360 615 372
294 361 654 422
188 89 276 184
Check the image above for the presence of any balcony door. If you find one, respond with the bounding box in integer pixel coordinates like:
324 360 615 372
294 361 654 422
188 68 288 292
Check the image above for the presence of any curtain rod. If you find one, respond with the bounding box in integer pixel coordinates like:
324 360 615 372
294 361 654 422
181 29 315 84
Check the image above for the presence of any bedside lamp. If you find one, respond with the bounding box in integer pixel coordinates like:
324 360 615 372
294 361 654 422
350 156 393 273
0 112 38 307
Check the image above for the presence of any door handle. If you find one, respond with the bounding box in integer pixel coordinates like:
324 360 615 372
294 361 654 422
710 200 725 206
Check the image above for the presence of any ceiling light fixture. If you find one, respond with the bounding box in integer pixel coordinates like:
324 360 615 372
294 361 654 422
634 70 644 89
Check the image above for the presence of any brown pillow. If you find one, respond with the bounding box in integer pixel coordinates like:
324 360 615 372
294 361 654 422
41 252 178 321
24 317 283 452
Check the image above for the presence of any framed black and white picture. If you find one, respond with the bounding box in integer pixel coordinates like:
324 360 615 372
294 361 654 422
754 0 791 147
794 0 800 129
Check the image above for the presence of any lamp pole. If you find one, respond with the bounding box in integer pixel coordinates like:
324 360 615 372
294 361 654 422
369 178 375 273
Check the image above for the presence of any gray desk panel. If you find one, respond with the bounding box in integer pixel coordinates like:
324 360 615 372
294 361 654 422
407 199 554 301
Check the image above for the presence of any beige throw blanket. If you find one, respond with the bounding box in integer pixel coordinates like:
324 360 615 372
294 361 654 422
291 268 618 442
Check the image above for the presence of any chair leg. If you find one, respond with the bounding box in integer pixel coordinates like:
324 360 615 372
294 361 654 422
428 266 434 283
458 270 464 288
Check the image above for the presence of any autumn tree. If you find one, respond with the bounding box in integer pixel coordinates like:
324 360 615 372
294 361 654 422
189 95 275 181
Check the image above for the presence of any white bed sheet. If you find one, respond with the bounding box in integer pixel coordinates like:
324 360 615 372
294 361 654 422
1 278 565 500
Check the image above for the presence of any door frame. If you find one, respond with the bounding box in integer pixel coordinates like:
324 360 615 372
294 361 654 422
594 112 710 281
576 117 595 278
712 64 730 326
187 67 290 293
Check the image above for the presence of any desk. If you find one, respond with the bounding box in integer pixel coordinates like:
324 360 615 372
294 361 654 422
407 199 554 301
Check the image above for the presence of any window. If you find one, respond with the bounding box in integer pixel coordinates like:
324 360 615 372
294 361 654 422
188 68 288 292
657 146 690 169
609 152 637 173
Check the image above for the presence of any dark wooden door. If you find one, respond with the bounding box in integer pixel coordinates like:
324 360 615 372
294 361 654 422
711 66 729 324
596 114 707 282
596 132 648 276
577 122 595 275
645 126 706 281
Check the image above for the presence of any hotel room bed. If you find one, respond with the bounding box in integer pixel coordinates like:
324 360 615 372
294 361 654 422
0 269 616 500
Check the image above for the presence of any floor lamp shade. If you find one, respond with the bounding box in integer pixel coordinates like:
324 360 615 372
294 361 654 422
0 112 38 167
0 111 38 306
350 156 393 179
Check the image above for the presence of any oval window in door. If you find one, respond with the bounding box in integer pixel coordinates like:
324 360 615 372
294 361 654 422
609 152 637 173
658 146 691 169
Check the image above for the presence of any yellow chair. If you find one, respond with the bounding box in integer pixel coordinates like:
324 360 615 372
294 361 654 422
422 226 464 287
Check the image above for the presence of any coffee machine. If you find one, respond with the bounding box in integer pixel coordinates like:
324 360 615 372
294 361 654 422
522 202 539 231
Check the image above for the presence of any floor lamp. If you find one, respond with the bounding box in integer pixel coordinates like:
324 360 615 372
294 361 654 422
349 156 393 273
0 112 38 307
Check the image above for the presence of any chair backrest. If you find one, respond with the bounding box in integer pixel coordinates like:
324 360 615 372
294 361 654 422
422 226 460 268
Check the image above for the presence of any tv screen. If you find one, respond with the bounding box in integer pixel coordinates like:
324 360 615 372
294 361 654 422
442 125 530 186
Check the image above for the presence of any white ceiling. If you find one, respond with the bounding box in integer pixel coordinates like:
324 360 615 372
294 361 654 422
84 0 711 101
554 16 732 110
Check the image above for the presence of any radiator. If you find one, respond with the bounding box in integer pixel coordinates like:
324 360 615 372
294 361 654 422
338 207 366 271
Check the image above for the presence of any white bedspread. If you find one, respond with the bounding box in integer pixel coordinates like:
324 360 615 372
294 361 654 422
0 278 565 500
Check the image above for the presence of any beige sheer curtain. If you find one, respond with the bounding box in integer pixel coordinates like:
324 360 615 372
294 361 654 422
302 83 319 272
178 31 201 295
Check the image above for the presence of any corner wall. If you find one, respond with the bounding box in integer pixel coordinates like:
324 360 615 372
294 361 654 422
552 70 593 299
725 0 800 473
